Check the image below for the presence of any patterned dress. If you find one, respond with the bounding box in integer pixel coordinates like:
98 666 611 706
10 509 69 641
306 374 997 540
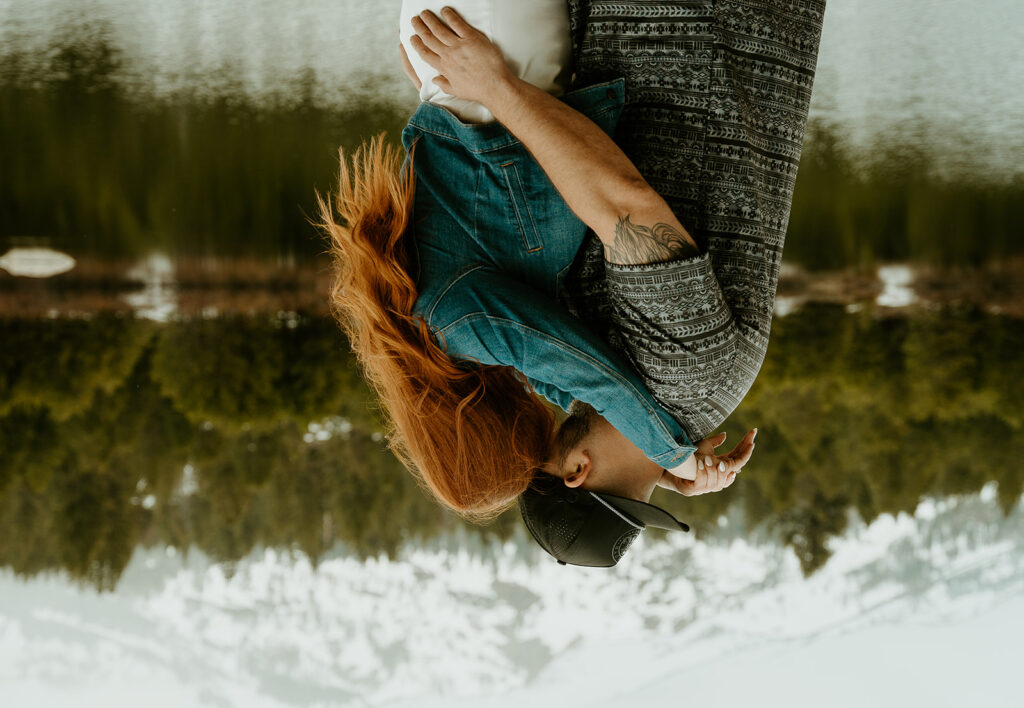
557 0 826 441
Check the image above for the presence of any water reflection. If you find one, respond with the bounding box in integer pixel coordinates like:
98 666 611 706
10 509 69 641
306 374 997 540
1 306 1020 590
1 19 1021 268
2 0 1021 173
0 2 1022 701
0 31 409 262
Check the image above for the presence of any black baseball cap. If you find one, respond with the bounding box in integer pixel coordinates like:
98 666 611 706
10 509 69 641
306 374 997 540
518 472 690 567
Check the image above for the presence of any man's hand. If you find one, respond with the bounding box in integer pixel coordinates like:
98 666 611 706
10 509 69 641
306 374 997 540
658 429 757 496
407 7 514 106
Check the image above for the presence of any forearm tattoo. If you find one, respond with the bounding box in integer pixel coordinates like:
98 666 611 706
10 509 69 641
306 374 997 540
604 215 700 265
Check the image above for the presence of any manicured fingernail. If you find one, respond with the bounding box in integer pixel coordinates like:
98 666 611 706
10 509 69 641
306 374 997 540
705 456 713 467
697 459 703 470
718 462 725 472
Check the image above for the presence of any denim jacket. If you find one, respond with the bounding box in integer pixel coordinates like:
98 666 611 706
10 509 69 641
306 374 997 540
400 79 696 469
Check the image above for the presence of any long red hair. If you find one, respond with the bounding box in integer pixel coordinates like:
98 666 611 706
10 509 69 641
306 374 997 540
316 133 555 522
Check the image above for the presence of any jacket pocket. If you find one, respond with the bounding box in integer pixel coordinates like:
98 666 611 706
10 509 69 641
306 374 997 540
500 160 543 253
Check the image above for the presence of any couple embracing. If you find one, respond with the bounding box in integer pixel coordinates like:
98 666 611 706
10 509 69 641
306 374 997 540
318 0 826 567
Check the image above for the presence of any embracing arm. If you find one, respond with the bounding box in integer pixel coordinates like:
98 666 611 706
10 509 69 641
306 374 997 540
407 8 699 265
488 79 700 265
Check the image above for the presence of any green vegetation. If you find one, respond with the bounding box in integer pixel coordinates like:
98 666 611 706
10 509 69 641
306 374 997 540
0 307 1020 589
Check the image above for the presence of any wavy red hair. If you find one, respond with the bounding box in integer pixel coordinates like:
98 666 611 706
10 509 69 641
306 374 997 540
316 133 555 522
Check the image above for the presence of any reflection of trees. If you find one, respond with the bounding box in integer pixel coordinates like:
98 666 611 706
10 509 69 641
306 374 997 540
2 38 1022 267
0 35 410 260
787 120 1024 270
0 307 1020 589
0 315 153 421
150 316 371 429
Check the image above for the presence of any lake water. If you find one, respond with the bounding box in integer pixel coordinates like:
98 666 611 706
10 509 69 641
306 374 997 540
1 0 1022 175
1 0 1023 705
1 0 1021 265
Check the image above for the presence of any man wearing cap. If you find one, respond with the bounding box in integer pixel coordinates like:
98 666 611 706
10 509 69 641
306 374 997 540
401 0 825 567
521 402 755 567
518 0 825 566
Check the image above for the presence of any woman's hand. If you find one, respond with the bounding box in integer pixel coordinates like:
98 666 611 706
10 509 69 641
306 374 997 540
407 7 515 106
399 41 422 91
658 429 757 496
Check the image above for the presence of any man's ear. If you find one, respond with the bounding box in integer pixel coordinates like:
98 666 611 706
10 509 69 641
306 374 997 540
563 451 591 488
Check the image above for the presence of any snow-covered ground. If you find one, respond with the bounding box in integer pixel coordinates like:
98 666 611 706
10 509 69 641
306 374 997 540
1 484 1021 707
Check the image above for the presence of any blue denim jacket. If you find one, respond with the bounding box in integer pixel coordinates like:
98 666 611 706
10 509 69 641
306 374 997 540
400 79 696 469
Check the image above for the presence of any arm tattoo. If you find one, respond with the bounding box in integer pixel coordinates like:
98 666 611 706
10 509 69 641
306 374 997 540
604 215 700 265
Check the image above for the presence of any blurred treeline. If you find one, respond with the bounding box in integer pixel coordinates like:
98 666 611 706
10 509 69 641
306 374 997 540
0 306 1021 589
2 36 1021 268
0 313 460 591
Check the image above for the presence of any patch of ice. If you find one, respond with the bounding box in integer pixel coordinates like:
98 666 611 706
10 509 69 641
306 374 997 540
876 264 918 308
175 464 199 497
121 253 178 322
774 295 804 317
0 247 76 278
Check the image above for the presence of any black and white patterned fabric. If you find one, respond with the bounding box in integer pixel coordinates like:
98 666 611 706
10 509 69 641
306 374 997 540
557 0 826 441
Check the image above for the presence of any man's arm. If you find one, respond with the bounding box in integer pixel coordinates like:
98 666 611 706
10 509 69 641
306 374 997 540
408 8 700 265
487 78 700 266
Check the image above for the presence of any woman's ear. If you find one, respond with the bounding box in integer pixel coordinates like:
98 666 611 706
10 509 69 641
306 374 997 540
563 451 591 488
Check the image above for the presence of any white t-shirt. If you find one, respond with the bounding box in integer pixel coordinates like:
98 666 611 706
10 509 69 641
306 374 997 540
399 0 572 123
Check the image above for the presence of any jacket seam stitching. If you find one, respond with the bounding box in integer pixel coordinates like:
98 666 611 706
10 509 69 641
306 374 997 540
425 264 490 323
510 162 543 252
499 162 543 253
